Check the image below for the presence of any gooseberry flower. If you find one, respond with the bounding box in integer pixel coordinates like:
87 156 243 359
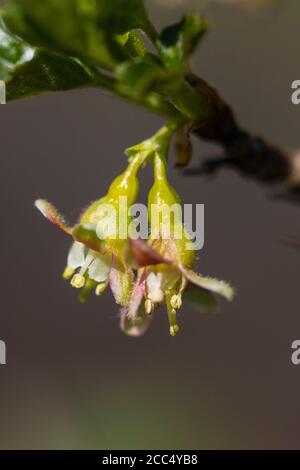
35 122 234 337
35 151 146 306
123 151 234 337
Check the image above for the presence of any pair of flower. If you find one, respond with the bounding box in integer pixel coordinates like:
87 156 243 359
35 127 234 336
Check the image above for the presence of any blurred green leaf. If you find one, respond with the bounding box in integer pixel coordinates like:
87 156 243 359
2 0 124 69
6 48 99 101
157 14 208 68
116 54 166 98
95 0 153 36
121 32 146 59
0 20 34 80
2 0 154 70
183 284 218 313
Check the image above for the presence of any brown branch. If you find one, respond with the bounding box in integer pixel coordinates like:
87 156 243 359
184 73 300 203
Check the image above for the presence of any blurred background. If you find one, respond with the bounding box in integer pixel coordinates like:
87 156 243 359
0 0 300 450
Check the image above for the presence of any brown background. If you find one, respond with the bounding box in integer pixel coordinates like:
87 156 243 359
0 0 299 449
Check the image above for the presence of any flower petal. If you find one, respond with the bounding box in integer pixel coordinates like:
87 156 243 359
88 252 112 282
146 272 162 291
146 272 164 303
120 305 152 337
183 283 219 313
182 269 235 301
67 241 86 269
35 199 72 235
109 256 133 306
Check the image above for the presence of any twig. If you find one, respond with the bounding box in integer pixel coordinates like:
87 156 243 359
185 73 300 201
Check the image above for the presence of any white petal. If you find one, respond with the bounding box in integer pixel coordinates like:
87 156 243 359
88 253 112 282
146 272 162 291
146 272 164 303
67 242 86 269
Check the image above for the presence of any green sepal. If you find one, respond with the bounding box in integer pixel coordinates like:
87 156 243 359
183 283 218 313
183 269 235 302
72 224 107 255
0 20 33 80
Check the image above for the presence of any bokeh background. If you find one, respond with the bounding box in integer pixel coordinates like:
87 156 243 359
0 0 299 450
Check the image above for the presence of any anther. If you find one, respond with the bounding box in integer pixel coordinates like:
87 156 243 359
170 324 180 337
95 282 107 296
63 266 75 280
170 294 182 310
145 299 154 315
71 274 85 289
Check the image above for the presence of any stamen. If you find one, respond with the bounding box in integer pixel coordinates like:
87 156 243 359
145 299 154 315
166 293 180 337
170 324 180 337
71 274 85 289
79 251 95 276
95 282 107 296
62 266 75 280
79 279 97 303
170 294 182 310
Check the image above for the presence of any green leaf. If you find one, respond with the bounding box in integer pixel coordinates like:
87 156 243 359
0 18 110 102
2 0 154 69
157 14 208 68
95 0 153 36
0 20 34 80
2 0 126 69
6 48 99 101
183 284 218 314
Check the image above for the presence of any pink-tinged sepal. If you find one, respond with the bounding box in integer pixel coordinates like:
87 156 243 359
109 255 133 306
183 283 219 313
129 238 170 267
34 199 72 235
181 268 234 302
127 271 146 318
